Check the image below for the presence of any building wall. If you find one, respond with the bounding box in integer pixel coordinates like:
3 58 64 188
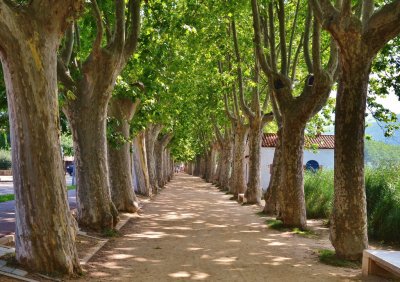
260 147 334 192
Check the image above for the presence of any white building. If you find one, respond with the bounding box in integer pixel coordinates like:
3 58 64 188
259 133 335 191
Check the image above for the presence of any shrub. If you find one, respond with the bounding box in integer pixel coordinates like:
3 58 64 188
304 170 334 219
365 165 400 243
0 149 11 170
304 165 400 244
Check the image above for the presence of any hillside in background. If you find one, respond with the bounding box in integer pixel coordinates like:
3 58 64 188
365 114 400 145
365 139 400 165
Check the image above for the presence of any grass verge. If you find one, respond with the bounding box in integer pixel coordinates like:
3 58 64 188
266 219 284 230
0 194 14 203
102 228 120 238
318 249 360 268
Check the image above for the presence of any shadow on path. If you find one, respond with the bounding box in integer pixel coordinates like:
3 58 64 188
79 174 361 282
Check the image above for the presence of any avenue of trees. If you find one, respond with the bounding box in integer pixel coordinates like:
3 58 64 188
0 0 399 277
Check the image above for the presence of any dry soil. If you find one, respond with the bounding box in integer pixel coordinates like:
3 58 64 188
73 174 367 282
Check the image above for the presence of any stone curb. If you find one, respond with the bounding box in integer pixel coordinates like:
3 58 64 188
79 213 138 265
0 270 38 282
0 235 14 245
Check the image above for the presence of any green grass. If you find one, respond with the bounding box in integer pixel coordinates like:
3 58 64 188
265 220 317 238
292 227 317 238
318 249 360 268
0 194 14 202
266 219 284 230
102 228 120 237
0 185 75 203
2 252 18 267
255 211 267 217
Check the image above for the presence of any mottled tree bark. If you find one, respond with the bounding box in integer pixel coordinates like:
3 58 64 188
58 0 141 231
107 97 140 212
67 98 118 230
245 120 263 204
0 0 82 274
212 144 221 184
155 133 173 188
230 124 249 196
145 124 163 194
279 121 307 228
164 148 173 182
132 132 151 196
231 18 274 204
218 131 233 191
331 63 370 260
263 129 282 214
311 0 400 260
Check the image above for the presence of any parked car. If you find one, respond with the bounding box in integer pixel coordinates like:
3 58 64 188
66 164 75 176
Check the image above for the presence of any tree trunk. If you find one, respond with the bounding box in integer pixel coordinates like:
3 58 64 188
245 119 263 204
62 47 127 232
263 128 282 215
163 149 168 183
165 148 173 182
107 98 140 212
231 125 249 196
279 121 307 229
0 23 81 273
145 124 163 194
331 61 370 260
213 148 221 184
155 134 172 188
187 162 192 174
219 138 233 191
132 132 151 196
67 103 119 230
194 156 201 176
208 144 218 183
154 140 164 188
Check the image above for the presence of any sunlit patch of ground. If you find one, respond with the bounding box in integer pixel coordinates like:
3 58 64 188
72 174 362 281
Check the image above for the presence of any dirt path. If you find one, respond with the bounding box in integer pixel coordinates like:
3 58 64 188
78 174 362 281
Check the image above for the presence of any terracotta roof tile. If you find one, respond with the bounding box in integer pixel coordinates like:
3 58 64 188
262 133 334 149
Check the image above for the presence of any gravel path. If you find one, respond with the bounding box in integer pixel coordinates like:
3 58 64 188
78 174 362 281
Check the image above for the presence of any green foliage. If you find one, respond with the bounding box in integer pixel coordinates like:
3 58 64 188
107 117 130 149
318 249 360 267
0 194 14 203
305 166 400 244
304 170 334 219
365 165 400 243
0 67 10 140
61 134 74 156
0 149 12 170
367 37 400 137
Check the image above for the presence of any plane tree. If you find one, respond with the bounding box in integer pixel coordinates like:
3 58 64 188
252 0 338 229
57 0 142 231
0 0 82 274
107 77 142 212
310 0 400 260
